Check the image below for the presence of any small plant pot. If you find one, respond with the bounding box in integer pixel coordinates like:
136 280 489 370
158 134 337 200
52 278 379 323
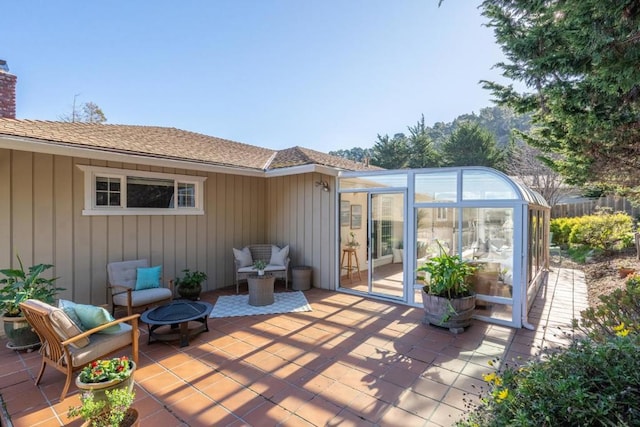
618 268 635 279
177 283 202 300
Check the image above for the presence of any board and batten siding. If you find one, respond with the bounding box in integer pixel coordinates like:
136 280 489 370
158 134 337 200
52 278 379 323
0 148 266 305
265 173 336 290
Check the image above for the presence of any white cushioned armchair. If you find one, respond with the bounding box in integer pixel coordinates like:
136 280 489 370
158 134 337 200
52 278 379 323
107 259 173 316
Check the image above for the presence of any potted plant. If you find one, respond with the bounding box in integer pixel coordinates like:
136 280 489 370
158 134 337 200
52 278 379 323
174 269 207 300
67 387 138 427
0 256 64 348
345 232 359 248
417 242 477 333
75 356 136 401
253 259 267 276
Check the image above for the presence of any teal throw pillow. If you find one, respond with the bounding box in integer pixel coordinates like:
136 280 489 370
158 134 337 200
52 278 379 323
73 303 121 334
58 299 86 331
135 266 162 290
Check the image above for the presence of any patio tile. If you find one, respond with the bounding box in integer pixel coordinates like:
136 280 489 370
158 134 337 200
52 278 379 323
0 267 589 426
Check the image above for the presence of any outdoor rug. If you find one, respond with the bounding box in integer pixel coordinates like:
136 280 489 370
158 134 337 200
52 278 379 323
209 291 312 318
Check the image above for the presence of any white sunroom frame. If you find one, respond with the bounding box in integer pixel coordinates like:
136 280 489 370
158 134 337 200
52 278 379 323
336 166 551 329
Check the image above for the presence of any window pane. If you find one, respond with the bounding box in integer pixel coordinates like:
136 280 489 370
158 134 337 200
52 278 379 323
415 171 458 203
95 177 121 207
462 170 517 200
178 183 195 207
127 177 174 208
340 174 407 190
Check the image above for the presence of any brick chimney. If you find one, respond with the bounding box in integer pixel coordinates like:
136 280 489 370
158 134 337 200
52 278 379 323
0 60 17 119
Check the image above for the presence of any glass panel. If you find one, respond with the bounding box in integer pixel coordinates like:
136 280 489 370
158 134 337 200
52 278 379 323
415 171 458 203
461 207 515 317
462 170 518 200
416 207 459 272
339 174 407 190
177 183 195 208
95 177 121 207
127 176 175 208
371 193 404 298
339 192 367 292
474 300 513 322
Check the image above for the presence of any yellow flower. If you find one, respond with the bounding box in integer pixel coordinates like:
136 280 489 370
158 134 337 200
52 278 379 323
493 376 503 386
495 388 509 402
487 360 494 366
483 372 496 383
613 323 626 332
616 328 630 337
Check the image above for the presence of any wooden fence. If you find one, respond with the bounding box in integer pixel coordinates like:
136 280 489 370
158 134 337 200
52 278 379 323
551 195 640 219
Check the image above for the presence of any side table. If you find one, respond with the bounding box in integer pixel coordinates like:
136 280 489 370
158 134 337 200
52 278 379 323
247 274 275 306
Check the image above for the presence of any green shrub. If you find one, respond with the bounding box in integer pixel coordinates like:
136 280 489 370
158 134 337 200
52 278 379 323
456 334 640 426
459 272 640 426
552 212 634 253
574 273 640 341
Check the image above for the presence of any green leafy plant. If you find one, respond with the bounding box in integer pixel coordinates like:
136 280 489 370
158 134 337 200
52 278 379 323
68 387 135 427
458 268 640 426
78 356 133 384
417 242 477 299
253 260 267 271
456 334 640 426
0 256 64 316
174 269 207 290
346 232 359 248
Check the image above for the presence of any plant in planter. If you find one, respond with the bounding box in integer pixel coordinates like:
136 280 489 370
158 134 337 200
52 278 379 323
174 269 207 300
417 242 477 333
67 387 138 427
253 260 267 276
345 232 360 248
75 356 136 402
0 256 64 348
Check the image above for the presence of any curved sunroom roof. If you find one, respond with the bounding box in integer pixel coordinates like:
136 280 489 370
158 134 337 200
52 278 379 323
339 167 550 208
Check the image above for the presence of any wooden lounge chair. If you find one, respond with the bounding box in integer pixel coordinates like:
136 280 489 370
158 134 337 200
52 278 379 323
19 299 140 402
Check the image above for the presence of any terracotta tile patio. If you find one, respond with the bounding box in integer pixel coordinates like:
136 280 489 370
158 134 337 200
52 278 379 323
0 266 587 427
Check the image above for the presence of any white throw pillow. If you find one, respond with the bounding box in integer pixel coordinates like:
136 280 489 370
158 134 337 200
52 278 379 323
270 245 289 266
233 247 253 267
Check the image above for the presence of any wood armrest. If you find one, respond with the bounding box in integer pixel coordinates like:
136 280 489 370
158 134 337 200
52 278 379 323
61 314 140 346
108 285 132 296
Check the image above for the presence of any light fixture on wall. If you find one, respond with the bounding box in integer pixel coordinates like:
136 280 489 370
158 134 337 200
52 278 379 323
315 179 330 192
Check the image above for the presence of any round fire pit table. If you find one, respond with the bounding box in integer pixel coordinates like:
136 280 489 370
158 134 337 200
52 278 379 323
141 300 213 347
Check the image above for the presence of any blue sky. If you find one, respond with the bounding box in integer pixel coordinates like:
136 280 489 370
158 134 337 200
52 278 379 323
4 1 513 152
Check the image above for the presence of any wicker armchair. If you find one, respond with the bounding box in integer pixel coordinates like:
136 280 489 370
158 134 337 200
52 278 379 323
19 299 139 402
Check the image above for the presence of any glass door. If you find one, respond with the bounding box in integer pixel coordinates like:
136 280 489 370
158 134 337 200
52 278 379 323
370 192 405 299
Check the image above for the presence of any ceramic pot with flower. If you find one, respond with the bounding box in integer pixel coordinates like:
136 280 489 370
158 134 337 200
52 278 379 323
76 356 136 400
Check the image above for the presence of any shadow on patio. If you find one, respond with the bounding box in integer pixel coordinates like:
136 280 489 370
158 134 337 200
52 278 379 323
0 266 586 427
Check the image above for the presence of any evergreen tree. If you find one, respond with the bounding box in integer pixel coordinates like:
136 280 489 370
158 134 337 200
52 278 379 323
371 133 409 169
440 122 505 170
406 115 440 168
480 0 640 198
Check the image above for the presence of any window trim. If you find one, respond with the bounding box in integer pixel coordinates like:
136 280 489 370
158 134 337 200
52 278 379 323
78 165 206 216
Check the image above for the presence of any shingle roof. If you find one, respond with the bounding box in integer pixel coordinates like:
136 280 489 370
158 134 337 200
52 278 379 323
269 146 378 171
0 119 375 173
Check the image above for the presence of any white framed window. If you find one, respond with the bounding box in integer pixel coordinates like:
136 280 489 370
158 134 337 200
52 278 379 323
78 165 206 216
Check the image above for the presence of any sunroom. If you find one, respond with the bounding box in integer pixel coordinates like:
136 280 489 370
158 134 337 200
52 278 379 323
337 167 550 328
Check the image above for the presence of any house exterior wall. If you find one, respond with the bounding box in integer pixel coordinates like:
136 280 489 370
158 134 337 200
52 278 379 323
0 148 267 305
265 173 336 290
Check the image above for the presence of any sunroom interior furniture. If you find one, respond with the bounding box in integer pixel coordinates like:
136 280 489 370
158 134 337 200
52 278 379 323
19 299 140 402
234 244 289 293
107 259 174 316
